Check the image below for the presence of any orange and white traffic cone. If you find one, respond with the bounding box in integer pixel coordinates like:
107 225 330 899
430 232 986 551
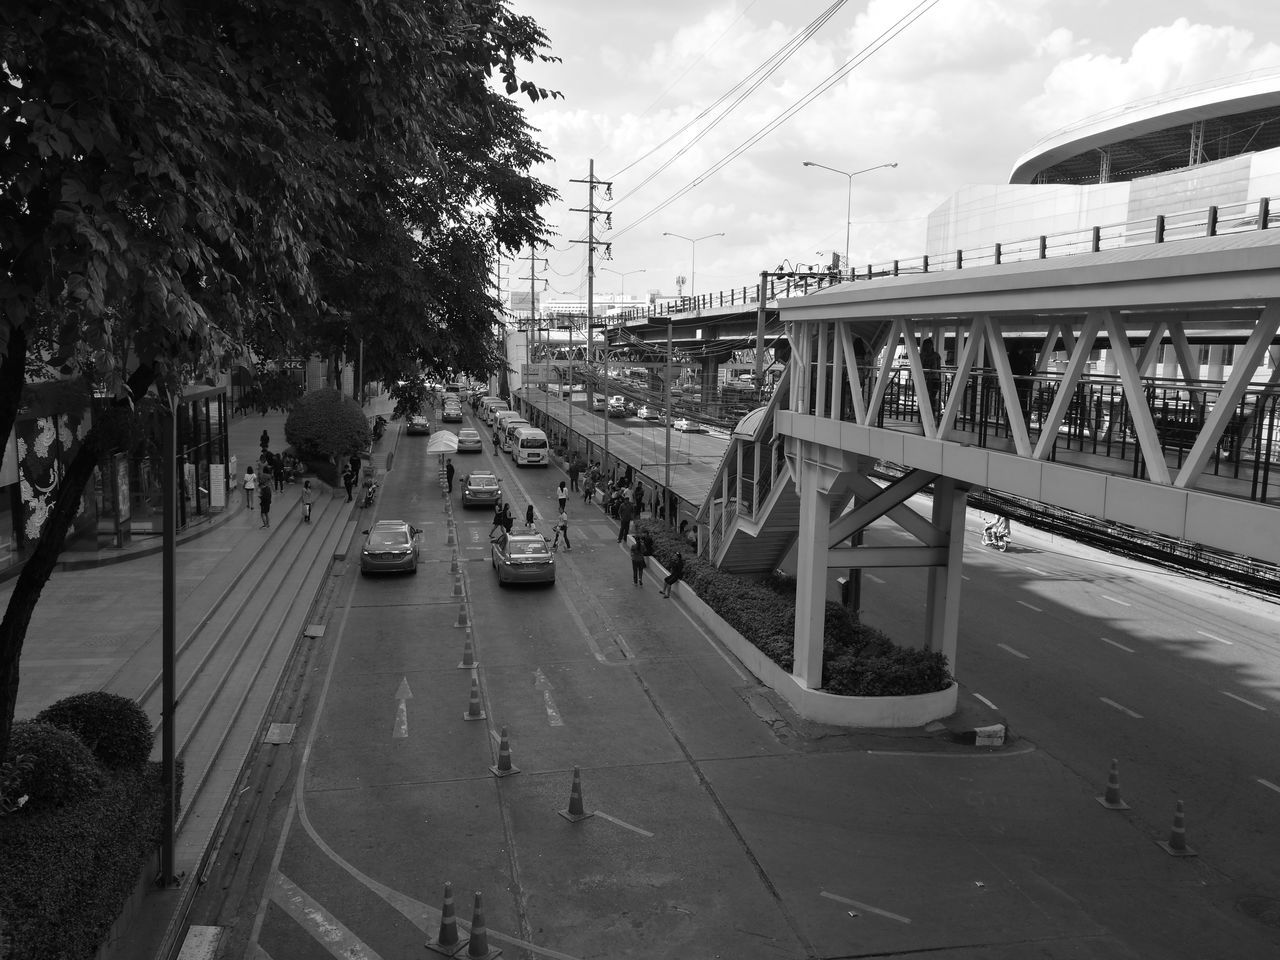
489 726 520 778
558 765 594 822
1157 800 1196 856
453 575 465 597
455 604 470 628
465 891 501 958
457 630 478 670
425 881 467 956
451 556 461 575
463 676 486 722
1095 758 1129 809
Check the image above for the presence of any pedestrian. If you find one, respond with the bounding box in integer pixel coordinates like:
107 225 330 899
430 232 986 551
616 498 634 542
490 504 505 541
446 458 455 493
556 480 567 515
301 479 314 523
568 459 581 492
525 503 535 529
552 510 571 551
273 452 285 491
260 428 269 451
633 481 644 514
258 481 273 528
342 466 355 502
243 466 257 509
660 551 684 598
259 457 273 493
920 337 942 416
501 502 514 533
630 538 647 586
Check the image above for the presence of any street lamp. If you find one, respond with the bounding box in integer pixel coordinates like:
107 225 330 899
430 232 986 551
662 231 724 299
800 160 897 274
601 267 646 302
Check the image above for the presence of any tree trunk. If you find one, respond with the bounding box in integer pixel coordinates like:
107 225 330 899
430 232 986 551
0 364 156 761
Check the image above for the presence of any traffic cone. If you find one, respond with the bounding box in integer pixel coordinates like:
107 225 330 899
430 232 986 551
1157 800 1196 856
451 556 461 575
425 881 467 956
457 630 478 669
1095 759 1129 809
558 766 594 822
463 676 486 721
454 604 469 628
453 575 465 597
447 526 456 545
489 725 520 778
464 891 501 958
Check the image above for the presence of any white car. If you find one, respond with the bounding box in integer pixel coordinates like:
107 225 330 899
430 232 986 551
456 427 483 452
635 405 660 420
673 418 705 433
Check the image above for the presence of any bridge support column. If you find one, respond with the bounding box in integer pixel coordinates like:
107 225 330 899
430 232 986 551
793 455 833 689
924 477 968 672
701 359 720 403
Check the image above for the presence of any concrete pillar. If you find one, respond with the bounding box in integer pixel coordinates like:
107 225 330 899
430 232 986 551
1160 343 1177 379
792 452 832 689
924 477 967 674
701 360 719 402
1207 344 1227 382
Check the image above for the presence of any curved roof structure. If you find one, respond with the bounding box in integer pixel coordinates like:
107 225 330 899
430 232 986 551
1010 68 1280 185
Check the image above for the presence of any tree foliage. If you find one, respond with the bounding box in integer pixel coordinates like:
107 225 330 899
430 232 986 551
284 388 370 462
0 0 561 759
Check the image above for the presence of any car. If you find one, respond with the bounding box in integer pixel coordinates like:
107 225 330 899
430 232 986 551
673 417 705 433
490 531 555 586
442 404 463 423
456 427 483 452
461 470 502 507
360 520 421 575
635 405 660 420
406 414 431 435
592 396 607 411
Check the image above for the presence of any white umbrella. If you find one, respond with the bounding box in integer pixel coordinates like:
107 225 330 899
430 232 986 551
425 430 458 453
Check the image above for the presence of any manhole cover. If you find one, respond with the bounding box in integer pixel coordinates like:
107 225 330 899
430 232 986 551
1237 897 1280 929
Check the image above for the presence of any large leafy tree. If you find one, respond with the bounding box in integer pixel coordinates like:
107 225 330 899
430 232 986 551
0 0 559 759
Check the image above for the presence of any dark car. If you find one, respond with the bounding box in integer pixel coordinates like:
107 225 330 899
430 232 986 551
441 404 463 423
360 520 421 575
490 532 555 586
461 470 502 507
406 414 431 435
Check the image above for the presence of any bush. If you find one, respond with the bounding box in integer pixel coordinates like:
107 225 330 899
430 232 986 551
4 721 104 808
36 692 154 770
284 388 370 462
824 647 954 697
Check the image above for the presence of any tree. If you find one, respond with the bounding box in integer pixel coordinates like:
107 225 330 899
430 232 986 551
0 0 560 760
284 389 370 463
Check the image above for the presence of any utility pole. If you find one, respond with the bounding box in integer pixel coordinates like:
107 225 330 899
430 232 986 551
570 160 613 464
517 247 548 411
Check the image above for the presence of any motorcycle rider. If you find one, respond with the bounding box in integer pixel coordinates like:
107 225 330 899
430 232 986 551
983 513 1011 544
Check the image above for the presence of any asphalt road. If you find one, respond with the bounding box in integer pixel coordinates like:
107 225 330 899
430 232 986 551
183 406 1280 960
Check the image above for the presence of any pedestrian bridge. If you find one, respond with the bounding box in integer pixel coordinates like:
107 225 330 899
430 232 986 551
696 224 1280 693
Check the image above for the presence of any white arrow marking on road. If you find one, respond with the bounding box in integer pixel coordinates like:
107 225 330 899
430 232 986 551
1101 637 1135 653
1100 697 1143 719
1197 629 1233 645
393 677 412 739
1100 594 1131 607
1222 690 1267 711
534 668 564 726
997 643 1029 660
820 890 912 924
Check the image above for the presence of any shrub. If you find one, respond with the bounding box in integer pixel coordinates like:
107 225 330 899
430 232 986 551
4 721 104 808
36 692 154 770
823 647 954 697
284 388 371 462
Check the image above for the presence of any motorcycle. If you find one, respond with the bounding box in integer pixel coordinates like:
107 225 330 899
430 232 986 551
371 414 388 440
361 478 379 508
981 524 1010 552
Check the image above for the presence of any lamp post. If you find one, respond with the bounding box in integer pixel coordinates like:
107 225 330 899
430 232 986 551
602 267 646 304
661 231 724 299
800 160 897 274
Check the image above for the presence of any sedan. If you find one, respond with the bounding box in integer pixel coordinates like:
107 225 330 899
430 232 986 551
406 414 431 435
491 532 555 586
441 404 463 423
461 471 502 507
635 405 660 420
360 520 421 575
456 427 483 453
673 418 705 433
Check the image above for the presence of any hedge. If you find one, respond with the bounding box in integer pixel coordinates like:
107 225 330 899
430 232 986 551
635 521 953 696
4 721 104 808
35 692 154 770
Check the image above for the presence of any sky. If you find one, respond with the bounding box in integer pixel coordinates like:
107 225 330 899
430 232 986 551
502 0 1280 307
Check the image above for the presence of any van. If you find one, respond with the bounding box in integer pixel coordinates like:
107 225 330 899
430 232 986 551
501 418 531 452
493 409 522 437
512 426 549 466
482 399 509 424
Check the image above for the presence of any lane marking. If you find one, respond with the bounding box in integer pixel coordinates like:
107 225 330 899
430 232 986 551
997 643 1029 660
1023 566 1047 576
961 574 970 581
1100 637 1134 653
271 872 384 960
1258 779 1280 796
534 668 565 726
1100 697 1143 719
1197 629 1233 645
1100 594 1131 607
392 677 412 739
593 810 654 837
865 573 885 584
1222 691 1267 712
1016 600 1042 613
973 693 998 710
820 891 912 925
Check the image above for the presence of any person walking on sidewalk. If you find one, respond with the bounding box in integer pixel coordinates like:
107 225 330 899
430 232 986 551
258 482 273 528
552 510 571 551
660 551 684 598
446 458 455 493
525 503 535 529
243 466 257 509
556 480 567 515
568 460 581 492
301 480 315 523
272 451 285 491
616 498 634 543
630 538 647 586
342 466 355 502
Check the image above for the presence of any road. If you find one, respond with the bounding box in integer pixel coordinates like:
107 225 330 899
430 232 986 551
182 403 1280 959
